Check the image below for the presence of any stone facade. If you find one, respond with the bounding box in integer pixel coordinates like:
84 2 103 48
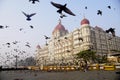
35 18 120 66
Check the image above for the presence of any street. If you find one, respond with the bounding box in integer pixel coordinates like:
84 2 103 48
0 70 120 80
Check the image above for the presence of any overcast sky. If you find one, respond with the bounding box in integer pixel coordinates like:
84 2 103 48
0 0 120 66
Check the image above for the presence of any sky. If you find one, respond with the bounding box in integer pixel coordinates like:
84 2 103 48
0 0 120 66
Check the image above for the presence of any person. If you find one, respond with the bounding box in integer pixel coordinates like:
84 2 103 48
83 60 88 72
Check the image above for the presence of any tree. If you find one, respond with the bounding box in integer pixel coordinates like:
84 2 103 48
95 55 108 63
18 56 36 66
76 50 96 64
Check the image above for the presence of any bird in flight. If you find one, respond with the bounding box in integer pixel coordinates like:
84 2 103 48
106 28 115 37
60 14 67 18
97 10 102 16
85 6 87 9
29 0 39 4
107 6 111 9
30 25 34 29
51 1 76 17
0 25 4 29
44 35 50 40
22 11 36 21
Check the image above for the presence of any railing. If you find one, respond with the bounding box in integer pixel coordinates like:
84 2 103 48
26 64 120 71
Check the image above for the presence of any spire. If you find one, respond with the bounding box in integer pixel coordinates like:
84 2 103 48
83 13 85 19
58 19 61 24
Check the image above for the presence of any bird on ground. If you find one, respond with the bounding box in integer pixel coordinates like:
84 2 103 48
22 11 36 21
29 0 39 4
51 1 76 16
106 28 115 37
97 10 102 16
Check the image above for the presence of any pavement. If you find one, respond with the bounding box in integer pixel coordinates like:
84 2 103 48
0 70 120 80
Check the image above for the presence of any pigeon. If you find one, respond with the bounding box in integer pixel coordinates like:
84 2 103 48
5 26 9 28
6 43 10 45
44 35 50 40
29 0 39 4
19 28 23 31
85 6 87 9
51 1 75 16
30 25 34 29
60 14 67 18
106 28 115 37
107 6 111 9
97 10 102 16
0 25 4 29
22 11 36 21
25 44 31 48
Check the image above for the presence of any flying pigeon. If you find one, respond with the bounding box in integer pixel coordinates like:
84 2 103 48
85 6 87 9
30 25 34 29
51 1 75 16
22 11 36 21
60 14 67 18
19 28 23 31
97 10 102 16
29 0 39 4
106 28 115 37
0 25 4 29
44 35 50 40
107 6 111 9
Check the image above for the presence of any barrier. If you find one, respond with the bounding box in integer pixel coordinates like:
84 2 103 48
104 65 115 70
27 64 120 71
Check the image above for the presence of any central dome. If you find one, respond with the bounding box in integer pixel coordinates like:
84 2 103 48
81 18 90 25
52 22 66 34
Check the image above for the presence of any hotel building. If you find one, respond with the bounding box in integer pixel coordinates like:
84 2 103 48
35 18 120 66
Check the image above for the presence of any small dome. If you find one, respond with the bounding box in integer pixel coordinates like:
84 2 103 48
52 22 66 34
81 18 90 25
36 45 41 49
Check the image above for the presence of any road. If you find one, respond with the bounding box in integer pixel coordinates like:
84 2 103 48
0 70 120 80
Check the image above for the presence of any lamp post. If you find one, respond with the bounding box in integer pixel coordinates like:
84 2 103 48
14 55 19 69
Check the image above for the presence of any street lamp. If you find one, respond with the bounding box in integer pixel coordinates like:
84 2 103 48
14 55 19 69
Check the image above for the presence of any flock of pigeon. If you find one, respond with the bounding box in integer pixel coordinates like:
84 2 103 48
0 0 116 67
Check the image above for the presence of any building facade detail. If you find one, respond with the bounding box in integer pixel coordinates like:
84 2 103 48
35 18 120 66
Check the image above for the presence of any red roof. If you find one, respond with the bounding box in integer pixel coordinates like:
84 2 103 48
36 45 41 49
81 18 90 25
52 22 66 34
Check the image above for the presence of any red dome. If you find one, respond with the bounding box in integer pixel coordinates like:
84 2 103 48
81 18 90 25
36 45 41 49
52 22 66 33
